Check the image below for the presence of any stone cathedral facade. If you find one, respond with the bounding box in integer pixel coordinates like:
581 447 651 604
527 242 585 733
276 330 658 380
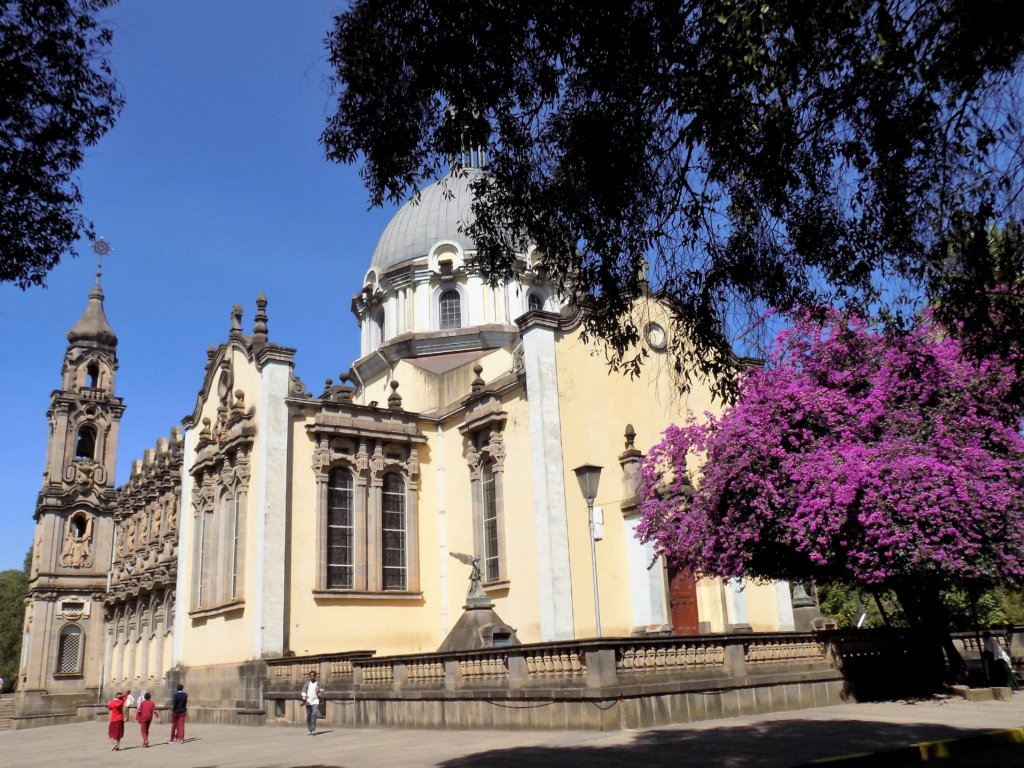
17 168 798 725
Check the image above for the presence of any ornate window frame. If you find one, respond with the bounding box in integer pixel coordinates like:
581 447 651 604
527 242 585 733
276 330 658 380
311 433 422 597
189 388 253 617
461 399 509 588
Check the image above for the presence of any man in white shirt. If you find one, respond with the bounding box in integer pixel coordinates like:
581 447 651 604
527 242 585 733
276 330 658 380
300 670 323 735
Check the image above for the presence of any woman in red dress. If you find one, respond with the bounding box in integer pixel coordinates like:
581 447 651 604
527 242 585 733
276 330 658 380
107 692 127 751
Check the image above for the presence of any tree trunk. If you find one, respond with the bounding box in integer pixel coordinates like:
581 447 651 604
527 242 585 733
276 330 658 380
894 585 966 685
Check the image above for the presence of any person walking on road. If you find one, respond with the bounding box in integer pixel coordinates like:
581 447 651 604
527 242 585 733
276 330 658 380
300 670 323 735
107 692 127 751
170 683 188 743
135 691 160 747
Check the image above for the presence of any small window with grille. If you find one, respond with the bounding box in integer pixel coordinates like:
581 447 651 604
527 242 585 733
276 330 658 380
56 624 83 674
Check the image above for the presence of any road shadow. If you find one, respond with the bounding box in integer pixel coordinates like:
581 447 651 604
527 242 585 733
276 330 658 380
435 716 1005 768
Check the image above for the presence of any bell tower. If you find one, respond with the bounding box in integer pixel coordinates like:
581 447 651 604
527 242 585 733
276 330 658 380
17 252 125 719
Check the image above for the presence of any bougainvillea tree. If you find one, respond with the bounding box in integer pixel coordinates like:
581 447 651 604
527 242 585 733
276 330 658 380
638 310 1024 674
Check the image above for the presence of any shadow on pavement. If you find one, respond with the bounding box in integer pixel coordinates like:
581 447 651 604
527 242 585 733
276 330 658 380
435 717 1003 768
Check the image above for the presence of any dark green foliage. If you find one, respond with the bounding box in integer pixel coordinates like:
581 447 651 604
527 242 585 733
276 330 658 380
0 0 124 288
932 222 1024 403
0 568 28 692
324 1 1024 400
820 581 1024 632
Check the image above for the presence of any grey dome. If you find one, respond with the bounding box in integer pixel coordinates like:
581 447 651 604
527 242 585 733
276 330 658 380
369 169 483 273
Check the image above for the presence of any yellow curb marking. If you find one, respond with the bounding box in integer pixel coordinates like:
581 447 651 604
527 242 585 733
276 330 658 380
809 727 1024 765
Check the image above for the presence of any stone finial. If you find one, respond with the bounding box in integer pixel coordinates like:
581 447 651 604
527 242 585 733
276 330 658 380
144 448 154 466
199 417 213 442
171 426 182 443
232 389 246 417
157 437 168 455
619 423 643 500
471 364 485 394
231 305 243 333
131 460 142 477
252 293 268 343
388 380 403 410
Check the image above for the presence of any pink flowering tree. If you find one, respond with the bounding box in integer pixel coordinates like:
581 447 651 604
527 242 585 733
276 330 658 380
638 310 1024 676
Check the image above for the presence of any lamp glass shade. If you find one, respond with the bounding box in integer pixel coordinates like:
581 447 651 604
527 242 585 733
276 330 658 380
573 464 603 502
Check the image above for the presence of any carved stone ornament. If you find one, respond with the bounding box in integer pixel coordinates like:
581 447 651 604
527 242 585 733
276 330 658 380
59 514 93 568
486 429 506 469
63 460 106 489
124 517 136 553
138 510 150 547
167 497 178 530
355 441 369 474
312 439 331 476
234 459 250 489
150 501 162 540
405 447 420 479
465 444 481 478
369 444 385 477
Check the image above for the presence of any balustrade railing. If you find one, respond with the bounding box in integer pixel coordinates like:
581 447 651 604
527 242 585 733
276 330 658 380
264 631 844 700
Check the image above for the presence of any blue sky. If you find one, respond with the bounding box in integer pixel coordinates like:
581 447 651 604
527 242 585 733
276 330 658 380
0 2 401 571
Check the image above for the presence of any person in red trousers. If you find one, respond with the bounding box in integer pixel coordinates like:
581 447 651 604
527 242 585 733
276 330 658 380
169 683 188 743
135 692 160 747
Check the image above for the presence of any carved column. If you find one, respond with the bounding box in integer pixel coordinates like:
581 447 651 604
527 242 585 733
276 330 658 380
102 621 113 687
366 443 385 591
125 610 137 685
113 613 124 683
152 602 166 683
138 606 150 683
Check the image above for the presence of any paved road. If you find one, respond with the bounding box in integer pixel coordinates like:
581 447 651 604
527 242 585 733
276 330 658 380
2 695 1024 767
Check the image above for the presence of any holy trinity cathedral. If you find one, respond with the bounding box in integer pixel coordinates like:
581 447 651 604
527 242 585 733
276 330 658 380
16 165 798 724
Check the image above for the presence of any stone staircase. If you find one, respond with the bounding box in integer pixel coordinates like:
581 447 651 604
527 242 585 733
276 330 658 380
0 695 14 731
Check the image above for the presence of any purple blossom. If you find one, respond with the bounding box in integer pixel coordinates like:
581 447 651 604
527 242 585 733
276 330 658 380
637 310 1024 591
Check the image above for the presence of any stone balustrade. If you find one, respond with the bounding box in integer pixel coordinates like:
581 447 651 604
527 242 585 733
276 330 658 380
263 631 848 729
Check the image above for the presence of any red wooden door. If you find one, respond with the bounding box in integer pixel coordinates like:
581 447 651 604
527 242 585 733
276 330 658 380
668 567 700 635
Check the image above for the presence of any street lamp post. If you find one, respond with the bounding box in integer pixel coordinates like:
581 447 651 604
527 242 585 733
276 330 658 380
573 463 603 638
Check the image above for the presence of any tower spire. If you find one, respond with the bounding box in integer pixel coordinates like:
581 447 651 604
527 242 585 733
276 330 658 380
67 239 117 349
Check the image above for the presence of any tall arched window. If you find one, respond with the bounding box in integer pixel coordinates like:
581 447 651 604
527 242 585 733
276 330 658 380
381 473 407 590
56 624 83 674
74 424 96 461
439 289 462 330
480 461 500 583
86 362 99 388
229 493 242 600
327 468 355 589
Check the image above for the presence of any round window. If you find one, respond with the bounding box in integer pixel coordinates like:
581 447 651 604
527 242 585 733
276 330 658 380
644 322 668 352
